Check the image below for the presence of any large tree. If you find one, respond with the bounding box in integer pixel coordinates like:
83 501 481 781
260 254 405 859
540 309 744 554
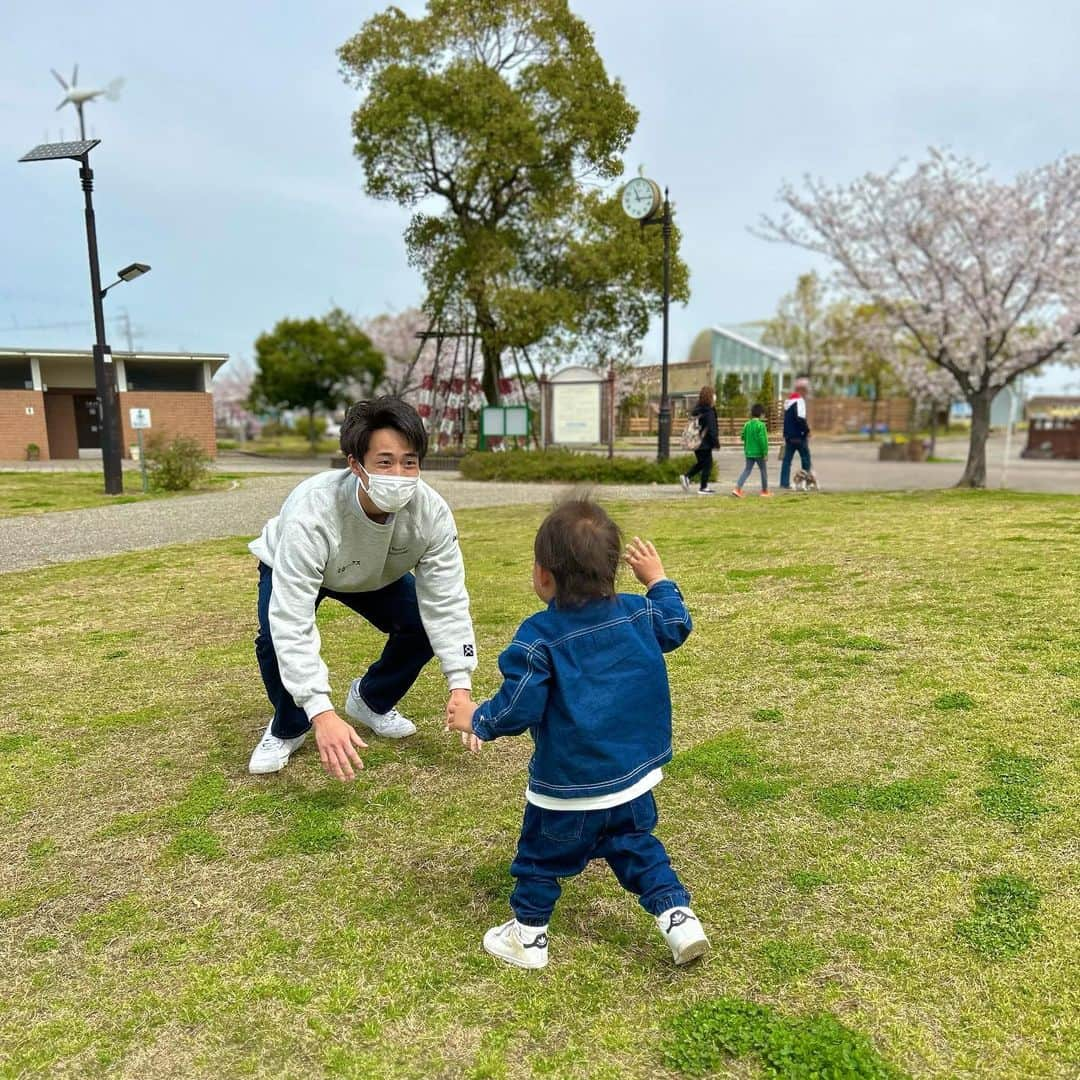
250 309 384 448
339 0 687 404
211 357 258 437
758 149 1080 486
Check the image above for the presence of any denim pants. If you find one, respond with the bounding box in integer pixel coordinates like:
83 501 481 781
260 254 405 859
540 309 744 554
780 439 812 488
509 791 691 926
737 456 768 491
255 561 434 738
685 446 713 490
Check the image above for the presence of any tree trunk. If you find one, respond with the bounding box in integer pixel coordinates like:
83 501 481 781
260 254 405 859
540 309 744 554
472 299 502 405
957 390 993 488
480 337 502 405
308 406 318 451
868 385 879 441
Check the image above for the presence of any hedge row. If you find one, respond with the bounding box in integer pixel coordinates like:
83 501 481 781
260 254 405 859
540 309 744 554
457 448 716 484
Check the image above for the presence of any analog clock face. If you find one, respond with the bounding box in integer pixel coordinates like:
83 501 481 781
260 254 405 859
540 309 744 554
622 177 658 219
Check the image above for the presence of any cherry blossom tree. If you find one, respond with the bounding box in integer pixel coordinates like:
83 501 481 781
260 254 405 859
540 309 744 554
211 358 258 437
758 149 1080 486
361 308 438 400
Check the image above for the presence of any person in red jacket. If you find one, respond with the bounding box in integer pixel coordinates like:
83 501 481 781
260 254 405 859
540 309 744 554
779 377 812 489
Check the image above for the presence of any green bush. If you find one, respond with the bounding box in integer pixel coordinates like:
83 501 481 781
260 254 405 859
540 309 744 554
458 448 712 484
294 415 328 442
144 434 210 491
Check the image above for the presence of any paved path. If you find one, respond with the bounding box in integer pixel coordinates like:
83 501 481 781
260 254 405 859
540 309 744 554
0 473 689 574
1 439 1076 574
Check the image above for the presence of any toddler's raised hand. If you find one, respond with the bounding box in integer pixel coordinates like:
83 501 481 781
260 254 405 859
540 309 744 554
445 695 479 735
625 536 666 589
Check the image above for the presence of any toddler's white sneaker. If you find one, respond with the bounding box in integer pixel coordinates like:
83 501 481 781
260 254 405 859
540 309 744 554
483 919 549 969
657 906 709 965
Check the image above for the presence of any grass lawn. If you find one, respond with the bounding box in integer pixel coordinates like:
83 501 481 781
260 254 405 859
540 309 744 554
0 491 1076 1078
0 472 246 518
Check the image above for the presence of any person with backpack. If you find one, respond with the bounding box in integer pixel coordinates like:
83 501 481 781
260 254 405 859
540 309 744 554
679 386 719 495
731 403 772 498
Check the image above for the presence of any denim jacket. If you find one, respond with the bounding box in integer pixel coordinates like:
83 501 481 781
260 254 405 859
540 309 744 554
471 580 692 800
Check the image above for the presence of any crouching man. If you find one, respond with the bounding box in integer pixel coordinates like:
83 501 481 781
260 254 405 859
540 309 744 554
248 396 479 781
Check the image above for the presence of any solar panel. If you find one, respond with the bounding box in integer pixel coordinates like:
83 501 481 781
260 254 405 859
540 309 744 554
19 139 100 162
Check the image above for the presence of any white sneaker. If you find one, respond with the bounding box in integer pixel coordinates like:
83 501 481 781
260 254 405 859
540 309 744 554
657 906 709 965
696 488 715 496
248 719 308 775
344 682 417 738
680 474 690 492
483 919 549 969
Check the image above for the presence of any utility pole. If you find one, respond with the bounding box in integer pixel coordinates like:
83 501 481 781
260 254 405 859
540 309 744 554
118 308 135 353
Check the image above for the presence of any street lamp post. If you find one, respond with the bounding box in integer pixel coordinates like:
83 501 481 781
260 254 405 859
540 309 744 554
19 140 150 494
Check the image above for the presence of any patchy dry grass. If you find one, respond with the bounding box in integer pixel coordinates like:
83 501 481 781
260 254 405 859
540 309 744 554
0 471 245 517
0 490 1077 1078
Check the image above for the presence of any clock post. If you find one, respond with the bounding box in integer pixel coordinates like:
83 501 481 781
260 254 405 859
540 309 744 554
621 177 674 461
657 188 672 461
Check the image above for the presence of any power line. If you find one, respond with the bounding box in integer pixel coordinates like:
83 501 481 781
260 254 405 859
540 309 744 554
0 314 143 336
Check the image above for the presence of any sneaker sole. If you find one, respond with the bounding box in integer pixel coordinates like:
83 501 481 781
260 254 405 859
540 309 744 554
483 941 547 970
248 757 290 775
673 937 710 965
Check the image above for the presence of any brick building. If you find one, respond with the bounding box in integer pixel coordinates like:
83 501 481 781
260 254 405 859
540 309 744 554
0 347 227 461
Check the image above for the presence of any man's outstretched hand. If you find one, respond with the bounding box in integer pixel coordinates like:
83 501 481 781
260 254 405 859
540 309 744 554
310 709 367 781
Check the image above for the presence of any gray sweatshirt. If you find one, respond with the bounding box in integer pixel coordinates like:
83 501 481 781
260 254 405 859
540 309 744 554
249 470 476 719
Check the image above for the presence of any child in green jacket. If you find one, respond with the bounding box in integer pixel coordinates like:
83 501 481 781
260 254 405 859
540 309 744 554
732 404 771 498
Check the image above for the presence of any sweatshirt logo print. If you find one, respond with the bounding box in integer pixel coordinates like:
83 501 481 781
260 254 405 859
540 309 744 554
463 644 474 657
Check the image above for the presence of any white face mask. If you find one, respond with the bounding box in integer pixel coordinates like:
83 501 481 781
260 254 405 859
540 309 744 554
357 465 418 513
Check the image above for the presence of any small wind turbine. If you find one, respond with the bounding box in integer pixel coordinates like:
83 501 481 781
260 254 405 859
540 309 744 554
51 65 124 140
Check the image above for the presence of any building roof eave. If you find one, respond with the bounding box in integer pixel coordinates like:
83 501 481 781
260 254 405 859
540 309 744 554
710 325 790 365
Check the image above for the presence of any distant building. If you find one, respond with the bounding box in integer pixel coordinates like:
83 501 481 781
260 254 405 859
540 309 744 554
688 325 791 395
693 325 1024 427
0 347 227 461
1025 394 1080 420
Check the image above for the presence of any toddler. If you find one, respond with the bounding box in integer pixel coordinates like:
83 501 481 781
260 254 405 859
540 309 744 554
447 498 708 969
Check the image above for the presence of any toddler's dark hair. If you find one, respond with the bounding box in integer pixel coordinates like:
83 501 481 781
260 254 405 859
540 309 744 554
751 402 766 418
534 498 621 608
340 396 428 463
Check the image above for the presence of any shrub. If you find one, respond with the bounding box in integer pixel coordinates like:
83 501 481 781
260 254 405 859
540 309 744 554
458 448 710 484
259 419 288 439
144 434 210 491
294 415 328 442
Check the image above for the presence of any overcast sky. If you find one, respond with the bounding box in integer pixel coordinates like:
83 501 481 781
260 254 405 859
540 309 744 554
2 0 1077 393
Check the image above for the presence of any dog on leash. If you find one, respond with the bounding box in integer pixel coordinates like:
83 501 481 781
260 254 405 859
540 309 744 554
793 469 819 492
